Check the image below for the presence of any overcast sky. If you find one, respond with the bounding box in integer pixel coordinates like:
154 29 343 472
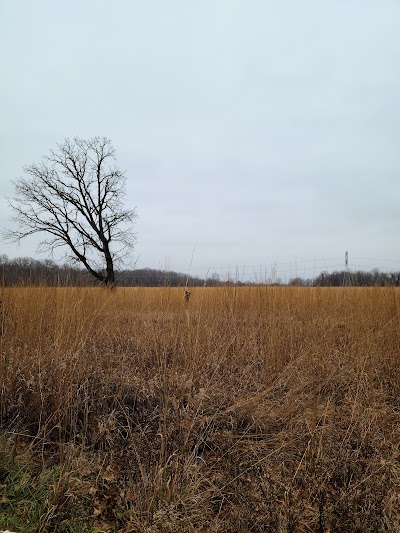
1 1 399 281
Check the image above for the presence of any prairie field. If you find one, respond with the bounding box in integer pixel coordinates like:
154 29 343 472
0 286 399 532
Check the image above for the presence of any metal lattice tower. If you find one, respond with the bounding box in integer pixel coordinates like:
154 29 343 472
343 251 351 286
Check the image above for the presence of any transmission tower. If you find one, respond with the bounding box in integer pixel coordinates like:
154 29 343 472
343 251 351 286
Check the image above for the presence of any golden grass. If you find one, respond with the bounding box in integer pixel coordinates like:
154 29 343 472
0 286 399 532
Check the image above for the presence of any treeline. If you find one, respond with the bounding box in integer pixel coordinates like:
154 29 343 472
0 255 208 287
0 256 399 287
289 269 400 287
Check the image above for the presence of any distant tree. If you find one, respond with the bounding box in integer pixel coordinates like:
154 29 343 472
288 277 305 286
209 272 221 286
4 137 136 286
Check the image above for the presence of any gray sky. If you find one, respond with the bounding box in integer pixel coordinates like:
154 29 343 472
1 0 399 281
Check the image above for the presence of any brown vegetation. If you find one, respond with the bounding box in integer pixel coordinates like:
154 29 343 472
0 286 399 532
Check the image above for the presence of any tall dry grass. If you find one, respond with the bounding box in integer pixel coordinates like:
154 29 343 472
0 286 399 532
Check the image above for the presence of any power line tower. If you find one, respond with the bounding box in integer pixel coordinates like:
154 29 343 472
343 250 351 286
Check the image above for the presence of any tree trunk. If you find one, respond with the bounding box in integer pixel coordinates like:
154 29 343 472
104 248 115 287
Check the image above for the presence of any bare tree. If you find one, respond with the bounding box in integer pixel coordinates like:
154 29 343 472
4 137 136 286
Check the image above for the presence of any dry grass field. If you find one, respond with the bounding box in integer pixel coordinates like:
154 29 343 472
0 286 399 532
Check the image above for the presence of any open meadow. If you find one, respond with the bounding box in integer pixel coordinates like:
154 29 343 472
0 286 399 532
